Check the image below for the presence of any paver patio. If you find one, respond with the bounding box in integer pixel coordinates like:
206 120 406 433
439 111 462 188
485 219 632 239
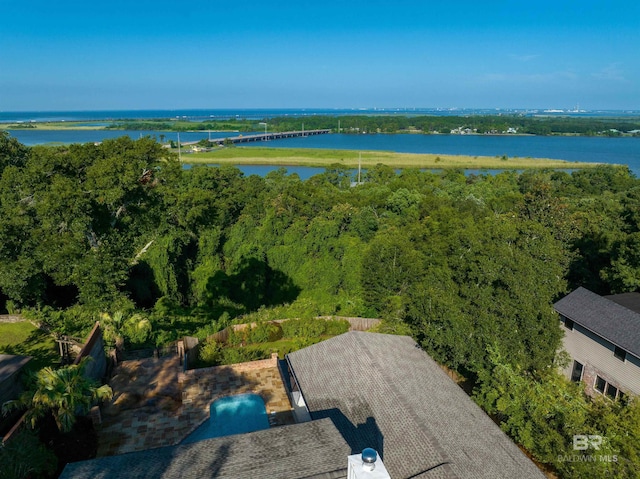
96 353 294 457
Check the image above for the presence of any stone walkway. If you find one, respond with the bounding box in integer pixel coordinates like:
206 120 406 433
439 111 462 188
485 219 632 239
96 353 294 457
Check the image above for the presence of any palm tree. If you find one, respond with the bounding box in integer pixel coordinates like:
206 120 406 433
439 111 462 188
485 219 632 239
100 310 126 353
101 310 153 351
2 357 113 433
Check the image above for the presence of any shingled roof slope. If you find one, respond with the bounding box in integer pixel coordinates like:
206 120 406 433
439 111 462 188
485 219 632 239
0 354 31 383
554 287 640 358
59 418 350 479
606 292 640 315
287 332 545 479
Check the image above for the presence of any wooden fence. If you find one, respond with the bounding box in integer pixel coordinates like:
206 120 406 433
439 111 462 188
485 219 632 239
2 322 107 445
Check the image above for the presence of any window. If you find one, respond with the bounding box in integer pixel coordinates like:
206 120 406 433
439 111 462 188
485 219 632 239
594 375 624 400
614 346 626 361
570 361 584 382
564 318 574 330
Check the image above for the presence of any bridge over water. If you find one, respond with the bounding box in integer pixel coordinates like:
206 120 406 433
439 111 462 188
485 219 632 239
182 129 331 146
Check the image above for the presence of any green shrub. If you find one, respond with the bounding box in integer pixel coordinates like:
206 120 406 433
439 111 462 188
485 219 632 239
0 428 57 479
323 319 350 336
281 318 349 339
227 327 247 346
5 300 18 315
199 340 224 365
221 347 266 365
194 321 221 340
217 311 232 329
282 318 322 338
123 314 152 347
25 305 97 337
247 322 283 344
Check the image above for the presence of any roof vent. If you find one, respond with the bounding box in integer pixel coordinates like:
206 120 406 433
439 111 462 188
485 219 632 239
347 448 390 478
362 448 377 471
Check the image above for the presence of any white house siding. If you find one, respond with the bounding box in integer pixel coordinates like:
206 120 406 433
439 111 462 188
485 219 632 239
561 322 640 396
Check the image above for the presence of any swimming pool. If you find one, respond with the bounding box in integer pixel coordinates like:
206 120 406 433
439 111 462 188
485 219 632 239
182 393 270 444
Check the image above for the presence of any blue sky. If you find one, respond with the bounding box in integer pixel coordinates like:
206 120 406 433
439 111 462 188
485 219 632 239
1 0 638 110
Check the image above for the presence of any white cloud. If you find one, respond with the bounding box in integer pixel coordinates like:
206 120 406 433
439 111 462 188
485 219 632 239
508 53 541 62
480 70 577 83
591 63 626 81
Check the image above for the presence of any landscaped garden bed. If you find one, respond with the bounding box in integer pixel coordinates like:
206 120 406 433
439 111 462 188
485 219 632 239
195 317 351 368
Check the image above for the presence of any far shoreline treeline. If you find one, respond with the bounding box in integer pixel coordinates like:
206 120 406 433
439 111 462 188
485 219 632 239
3 114 640 137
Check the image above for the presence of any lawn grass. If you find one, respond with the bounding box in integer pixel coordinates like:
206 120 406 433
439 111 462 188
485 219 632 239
185 146 605 170
0 322 59 371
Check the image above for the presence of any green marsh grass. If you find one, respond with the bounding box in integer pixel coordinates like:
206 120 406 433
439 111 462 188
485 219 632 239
186 146 604 170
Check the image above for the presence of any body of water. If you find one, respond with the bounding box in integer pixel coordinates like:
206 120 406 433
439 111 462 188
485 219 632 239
6 129 236 146
2 108 429 123
3 108 640 124
9 128 639 174
246 133 640 170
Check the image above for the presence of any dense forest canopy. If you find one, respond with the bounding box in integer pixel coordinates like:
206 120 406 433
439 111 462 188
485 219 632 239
2 130 640 359
1 131 640 477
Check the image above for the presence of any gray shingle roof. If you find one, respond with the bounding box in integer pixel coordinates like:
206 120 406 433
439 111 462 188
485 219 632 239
59 418 350 479
554 287 640 358
0 354 31 383
287 332 546 479
606 292 640 315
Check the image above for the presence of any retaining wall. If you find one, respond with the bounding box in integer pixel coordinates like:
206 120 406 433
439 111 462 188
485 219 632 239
178 353 278 383
0 315 26 323
73 322 107 382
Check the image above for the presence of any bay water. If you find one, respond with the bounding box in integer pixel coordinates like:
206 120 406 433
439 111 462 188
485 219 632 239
5 129 640 177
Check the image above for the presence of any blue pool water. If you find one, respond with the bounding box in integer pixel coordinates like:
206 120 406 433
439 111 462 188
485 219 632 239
182 393 269 444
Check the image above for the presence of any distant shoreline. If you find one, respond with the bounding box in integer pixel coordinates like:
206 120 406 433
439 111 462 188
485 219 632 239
2 112 640 138
2 123 638 139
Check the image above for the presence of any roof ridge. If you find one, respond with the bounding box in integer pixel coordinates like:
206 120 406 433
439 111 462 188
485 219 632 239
349 333 456 477
555 287 640 358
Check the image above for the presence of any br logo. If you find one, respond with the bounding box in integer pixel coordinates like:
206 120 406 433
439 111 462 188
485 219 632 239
573 435 603 451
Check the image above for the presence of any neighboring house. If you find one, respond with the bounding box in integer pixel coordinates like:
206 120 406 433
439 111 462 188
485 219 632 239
60 332 545 479
0 354 31 406
554 287 640 399
0 354 31 437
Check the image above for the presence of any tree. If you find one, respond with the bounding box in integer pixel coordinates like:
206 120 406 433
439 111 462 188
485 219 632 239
361 229 423 317
2 358 112 433
474 347 640 479
0 131 29 173
320 163 352 189
0 428 57 479
0 136 180 310
100 310 126 352
602 232 640 293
